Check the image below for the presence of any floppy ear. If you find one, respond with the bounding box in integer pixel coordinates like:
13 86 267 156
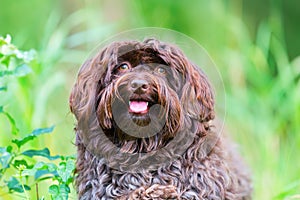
180 64 215 123
69 59 98 121
69 44 118 128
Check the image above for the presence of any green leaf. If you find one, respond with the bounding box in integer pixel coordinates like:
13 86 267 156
22 148 60 160
57 159 75 184
60 154 76 161
0 64 32 77
0 86 7 91
58 184 70 199
13 64 32 77
13 159 31 169
0 147 12 168
6 177 31 193
49 184 59 197
12 126 54 148
49 184 70 200
34 161 57 171
0 69 13 77
31 162 57 180
0 55 11 67
35 169 56 180
31 126 55 135
34 162 56 171
21 162 57 181
13 135 32 148
2 111 19 135
6 145 13 153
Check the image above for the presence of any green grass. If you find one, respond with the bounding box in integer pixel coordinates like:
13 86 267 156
0 0 299 199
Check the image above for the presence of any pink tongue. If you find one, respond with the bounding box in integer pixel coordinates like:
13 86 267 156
129 101 148 113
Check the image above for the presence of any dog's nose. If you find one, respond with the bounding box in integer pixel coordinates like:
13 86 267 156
130 79 149 93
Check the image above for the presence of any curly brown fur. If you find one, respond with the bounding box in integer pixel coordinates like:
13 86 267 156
70 39 252 199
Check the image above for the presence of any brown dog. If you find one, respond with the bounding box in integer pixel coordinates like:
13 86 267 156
70 38 252 199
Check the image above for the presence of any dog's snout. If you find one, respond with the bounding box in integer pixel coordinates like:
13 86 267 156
130 79 149 93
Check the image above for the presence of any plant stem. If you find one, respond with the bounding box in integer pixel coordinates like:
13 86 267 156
19 167 29 200
36 183 39 200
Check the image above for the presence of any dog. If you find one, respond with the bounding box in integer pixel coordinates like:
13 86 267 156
69 38 252 199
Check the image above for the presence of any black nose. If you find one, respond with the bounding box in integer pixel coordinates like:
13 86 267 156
130 79 149 93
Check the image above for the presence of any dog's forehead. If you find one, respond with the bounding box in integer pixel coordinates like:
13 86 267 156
101 39 190 75
117 47 166 67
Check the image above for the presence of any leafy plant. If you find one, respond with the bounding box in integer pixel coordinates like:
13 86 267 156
0 35 75 200
0 35 35 136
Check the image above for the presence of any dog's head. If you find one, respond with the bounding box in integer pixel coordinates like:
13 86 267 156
70 38 214 156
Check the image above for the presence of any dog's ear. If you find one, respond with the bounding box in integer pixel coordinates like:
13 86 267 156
69 59 97 120
180 64 215 123
70 44 118 128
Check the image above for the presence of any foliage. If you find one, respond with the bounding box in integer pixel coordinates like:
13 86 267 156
0 35 75 200
224 22 300 199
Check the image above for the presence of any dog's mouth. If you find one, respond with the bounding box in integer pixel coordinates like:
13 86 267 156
129 100 149 114
128 98 155 115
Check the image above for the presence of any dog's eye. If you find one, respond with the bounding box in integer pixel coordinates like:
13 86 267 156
118 63 130 72
156 67 166 74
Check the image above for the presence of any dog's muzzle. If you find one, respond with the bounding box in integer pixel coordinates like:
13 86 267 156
128 78 152 114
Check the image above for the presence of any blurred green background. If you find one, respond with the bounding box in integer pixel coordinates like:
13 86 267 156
1 0 300 199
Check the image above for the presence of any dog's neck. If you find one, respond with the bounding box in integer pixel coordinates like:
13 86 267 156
103 126 173 154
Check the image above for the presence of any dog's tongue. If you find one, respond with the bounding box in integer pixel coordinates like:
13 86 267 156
129 101 148 113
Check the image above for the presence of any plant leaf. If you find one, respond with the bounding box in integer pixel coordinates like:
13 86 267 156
22 148 60 160
6 177 31 193
0 69 13 77
0 147 12 168
34 169 57 180
6 145 13 153
0 86 7 91
13 159 32 169
57 159 75 183
49 184 70 200
0 54 11 67
12 126 54 148
34 161 57 171
58 184 70 199
13 64 32 77
31 126 55 136
29 162 58 180
2 111 19 135
49 184 59 197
